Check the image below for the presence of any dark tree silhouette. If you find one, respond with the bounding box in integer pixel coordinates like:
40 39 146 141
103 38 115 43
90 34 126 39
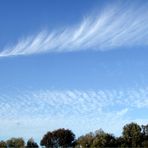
0 141 7 148
40 128 75 148
142 124 148 136
141 124 148 148
1 122 148 148
26 138 39 148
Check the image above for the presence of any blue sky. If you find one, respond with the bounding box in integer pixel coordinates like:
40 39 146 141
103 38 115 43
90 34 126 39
0 0 148 143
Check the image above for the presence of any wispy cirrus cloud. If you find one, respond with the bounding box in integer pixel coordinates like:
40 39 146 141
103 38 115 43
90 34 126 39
0 2 148 57
0 87 148 139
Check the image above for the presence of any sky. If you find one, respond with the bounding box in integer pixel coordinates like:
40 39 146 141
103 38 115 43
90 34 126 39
0 0 148 143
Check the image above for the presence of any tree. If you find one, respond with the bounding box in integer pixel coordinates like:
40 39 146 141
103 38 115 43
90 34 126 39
76 132 94 148
116 136 126 147
92 129 116 147
75 129 116 148
7 137 25 148
141 124 148 148
26 138 38 148
142 124 148 136
40 131 53 147
0 140 7 148
142 140 148 148
40 128 75 148
122 122 142 147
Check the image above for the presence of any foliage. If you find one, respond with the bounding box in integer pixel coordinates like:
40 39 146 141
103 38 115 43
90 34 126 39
76 132 94 147
0 122 148 148
40 128 75 148
141 124 148 148
75 129 116 148
0 140 7 148
142 124 148 136
92 132 116 147
122 122 142 147
7 137 25 148
26 138 38 148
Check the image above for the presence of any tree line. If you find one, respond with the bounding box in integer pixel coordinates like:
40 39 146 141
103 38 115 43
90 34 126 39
0 122 148 148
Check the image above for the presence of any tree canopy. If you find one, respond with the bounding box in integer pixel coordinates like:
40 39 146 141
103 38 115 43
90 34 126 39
6 138 25 148
40 128 75 148
0 122 148 148
26 138 39 148
122 122 142 147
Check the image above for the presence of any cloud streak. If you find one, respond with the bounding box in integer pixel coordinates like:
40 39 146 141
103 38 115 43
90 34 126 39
0 87 148 139
1 2 148 57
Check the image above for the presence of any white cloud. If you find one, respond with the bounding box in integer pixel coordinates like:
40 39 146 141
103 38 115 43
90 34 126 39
1 2 148 57
0 87 148 139
1 88 148 119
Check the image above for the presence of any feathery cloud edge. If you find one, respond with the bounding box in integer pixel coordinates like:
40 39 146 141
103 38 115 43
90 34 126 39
0 3 148 57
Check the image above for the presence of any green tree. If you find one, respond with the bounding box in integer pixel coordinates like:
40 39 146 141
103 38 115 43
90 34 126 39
26 138 38 148
7 137 25 148
92 129 116 147
122 122 142 147
0 140 7 148
76 132 94 148
40 128 75 148
75 129 116 148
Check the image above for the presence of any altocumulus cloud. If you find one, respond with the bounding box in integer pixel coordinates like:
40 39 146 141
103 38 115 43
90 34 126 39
0 87 148 138
1 2 148 57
